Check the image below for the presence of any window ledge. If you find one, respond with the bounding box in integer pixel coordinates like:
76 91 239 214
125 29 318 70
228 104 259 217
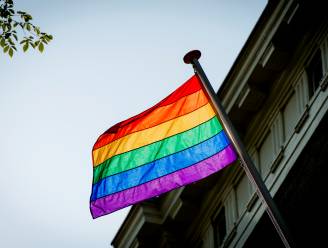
222 225 237 248
247 193 259 212
270 146 285 173
294 104 310 133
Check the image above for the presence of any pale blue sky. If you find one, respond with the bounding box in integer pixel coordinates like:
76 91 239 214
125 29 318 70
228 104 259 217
0 1 266 247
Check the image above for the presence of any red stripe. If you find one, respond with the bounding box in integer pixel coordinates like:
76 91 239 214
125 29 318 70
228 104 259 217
93 75 202 150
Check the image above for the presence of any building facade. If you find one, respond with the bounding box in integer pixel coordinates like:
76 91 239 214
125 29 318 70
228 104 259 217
112 1 328 247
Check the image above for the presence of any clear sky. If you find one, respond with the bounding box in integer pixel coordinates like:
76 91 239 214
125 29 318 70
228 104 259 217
0 1 266 247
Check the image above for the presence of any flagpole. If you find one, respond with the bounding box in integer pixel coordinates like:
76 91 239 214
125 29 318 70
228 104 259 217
184 50 294 248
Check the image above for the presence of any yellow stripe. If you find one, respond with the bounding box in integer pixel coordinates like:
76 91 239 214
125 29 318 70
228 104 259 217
93 103 216 166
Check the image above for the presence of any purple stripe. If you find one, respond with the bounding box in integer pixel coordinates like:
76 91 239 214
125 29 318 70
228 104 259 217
90 145 237 218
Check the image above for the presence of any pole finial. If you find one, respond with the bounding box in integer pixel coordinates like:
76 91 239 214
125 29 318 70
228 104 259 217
183 50 201 64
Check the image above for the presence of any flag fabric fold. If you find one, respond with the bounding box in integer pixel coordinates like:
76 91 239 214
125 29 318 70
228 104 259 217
90 75 237 218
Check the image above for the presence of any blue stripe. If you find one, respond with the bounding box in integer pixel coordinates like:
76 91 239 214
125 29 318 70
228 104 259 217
91 131 230 201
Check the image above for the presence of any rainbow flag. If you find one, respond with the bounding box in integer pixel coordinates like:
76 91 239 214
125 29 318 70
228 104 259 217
90 75 237 218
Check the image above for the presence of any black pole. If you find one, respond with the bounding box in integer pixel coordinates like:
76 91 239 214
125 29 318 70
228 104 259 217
184 50 294 248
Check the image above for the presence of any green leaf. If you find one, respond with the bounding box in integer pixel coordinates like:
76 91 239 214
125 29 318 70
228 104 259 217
26 14 33 21
3 46 9 53
22 14 33 22
0 38 5 47
9 48 14 57
6 23 12 31
29 41 35 48
13 33 18 41
8 37 14 45
44 35 53 43
43 36 49 42
34 27 40 35
23 42 29 52
26 23 31 31
38 42 44 52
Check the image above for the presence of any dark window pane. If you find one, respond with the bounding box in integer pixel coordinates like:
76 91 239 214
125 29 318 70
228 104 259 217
307 50 323 97
214 207 227 247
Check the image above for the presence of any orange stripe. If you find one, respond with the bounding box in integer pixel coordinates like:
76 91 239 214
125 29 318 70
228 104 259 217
92 103 216 166
93 75 202 150
93 89 208 151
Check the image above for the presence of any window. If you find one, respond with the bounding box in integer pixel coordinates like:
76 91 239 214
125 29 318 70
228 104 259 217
249 149 260 174
320 35 328 77
236 175 252 216
295 72 309 114
306 50 323 97
281 70 311 140
283 93 299 140
272 112 285 155
225 189 237 232
258 131 274 177
214 207 227 247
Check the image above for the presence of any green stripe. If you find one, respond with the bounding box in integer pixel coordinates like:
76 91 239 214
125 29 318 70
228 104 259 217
93 116 222 184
